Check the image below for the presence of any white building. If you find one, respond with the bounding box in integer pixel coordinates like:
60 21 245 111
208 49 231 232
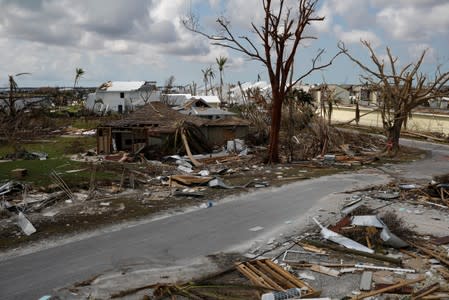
229 81 272 104
86 81 160 113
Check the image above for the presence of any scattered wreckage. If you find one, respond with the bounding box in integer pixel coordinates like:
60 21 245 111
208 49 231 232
49 176 449 300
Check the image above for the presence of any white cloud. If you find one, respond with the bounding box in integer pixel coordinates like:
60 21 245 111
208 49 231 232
335 26 381 47
0 0 445 86
313 2 332 33
408 43 436 63
376 2 449 41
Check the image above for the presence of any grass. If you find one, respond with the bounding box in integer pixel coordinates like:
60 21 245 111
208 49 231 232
0 136 114 187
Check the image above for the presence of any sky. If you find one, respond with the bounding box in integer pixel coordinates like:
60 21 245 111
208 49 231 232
0 0 448 88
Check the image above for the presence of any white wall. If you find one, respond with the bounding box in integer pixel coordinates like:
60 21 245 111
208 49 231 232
85 90 161 113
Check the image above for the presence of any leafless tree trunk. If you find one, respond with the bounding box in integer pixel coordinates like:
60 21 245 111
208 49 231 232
184 0 342 163
339 41 449 155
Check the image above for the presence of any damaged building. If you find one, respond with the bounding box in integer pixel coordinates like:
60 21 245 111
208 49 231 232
96 102 250 155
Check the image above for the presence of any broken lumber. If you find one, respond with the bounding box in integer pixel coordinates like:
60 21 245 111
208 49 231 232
351 277 425 300
11 168 27 178
435 267 449 280
412 283 440 300
303 239 401 264
236 259 320 298
181 130 202 167
310 265 340 277
169 175 212 186
408 241 449 268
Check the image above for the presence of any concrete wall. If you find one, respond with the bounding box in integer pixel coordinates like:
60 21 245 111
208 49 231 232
331 106 449 134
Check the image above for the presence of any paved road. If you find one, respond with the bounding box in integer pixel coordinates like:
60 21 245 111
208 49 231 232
1 139 448 299
397 139 449 180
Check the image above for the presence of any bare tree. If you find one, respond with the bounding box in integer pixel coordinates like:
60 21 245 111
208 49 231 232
139 82 157 105
184 0 342 163
340 40 449 155
0 73 31 150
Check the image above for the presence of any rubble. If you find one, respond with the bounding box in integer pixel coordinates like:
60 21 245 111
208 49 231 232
17 212 36 236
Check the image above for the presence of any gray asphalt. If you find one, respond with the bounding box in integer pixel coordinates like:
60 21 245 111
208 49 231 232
1 139 448 299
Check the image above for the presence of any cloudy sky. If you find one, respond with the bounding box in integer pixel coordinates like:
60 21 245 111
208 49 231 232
0 0 447 87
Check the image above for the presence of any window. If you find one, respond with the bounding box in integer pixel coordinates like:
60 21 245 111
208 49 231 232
120 92 125 98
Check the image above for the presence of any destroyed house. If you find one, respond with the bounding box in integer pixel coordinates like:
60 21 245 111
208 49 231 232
175 98 236 120
96 102 250 154
86 81 160 113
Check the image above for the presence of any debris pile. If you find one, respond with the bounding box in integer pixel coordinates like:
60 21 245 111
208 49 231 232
1 150 48 161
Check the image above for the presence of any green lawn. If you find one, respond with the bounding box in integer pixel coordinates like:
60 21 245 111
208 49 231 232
0 136 114 188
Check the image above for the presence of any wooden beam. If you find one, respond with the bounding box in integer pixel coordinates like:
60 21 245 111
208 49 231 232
351 277 425 300
181 130 202 167
413 283 440 300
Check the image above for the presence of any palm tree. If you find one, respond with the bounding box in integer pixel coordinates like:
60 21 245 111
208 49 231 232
201 68 209 95
74 67 85 89
207 66 215 95
7 73 30 117
216 56 227 104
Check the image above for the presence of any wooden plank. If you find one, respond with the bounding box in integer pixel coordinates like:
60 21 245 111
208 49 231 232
413 283 440 300
351 277 425 300
254 260 296 289
310 265 340 277
237 259 321 298
297 242 327 254
236 263 271 289
181 130 202 167
435 267 449 279
263 259 320 297
422 293 449 299
400 249 422 259
244 262 284 290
